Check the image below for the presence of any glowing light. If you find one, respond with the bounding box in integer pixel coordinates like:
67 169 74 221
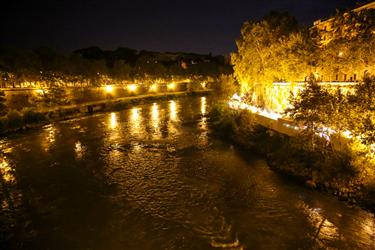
105 85 114 93
201 97 207 115
130 107 142 136
342 130 352 139
201 82 207 89
151 103 159 124
338 51 344 57
127 84 137 92
109 112 118 129
35 89 46 95
169 100 177 121
42 124 56 152
167 82 175 91
74 141 85 160
228 93 282 120
150 103 160 138
0 157 15 183
149 83 158 92
131 107 140 121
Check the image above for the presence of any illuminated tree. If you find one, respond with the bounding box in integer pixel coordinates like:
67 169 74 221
232 12 313 107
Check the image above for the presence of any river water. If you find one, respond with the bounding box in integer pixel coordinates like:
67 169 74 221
0 96 374 249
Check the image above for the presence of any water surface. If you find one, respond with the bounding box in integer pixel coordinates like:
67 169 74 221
0 96 374 249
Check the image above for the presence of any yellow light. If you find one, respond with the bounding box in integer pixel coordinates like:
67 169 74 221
201 82 207 88
167 83 175 91
35 89 46 95
149 84 158 92
338 51 344 57
127 84 137 92
169 100 177 121
105 85 113 93
201 97 207 115
109 112 118 129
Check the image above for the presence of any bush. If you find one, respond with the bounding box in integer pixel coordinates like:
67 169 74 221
22 108 47 124
6 110 23 130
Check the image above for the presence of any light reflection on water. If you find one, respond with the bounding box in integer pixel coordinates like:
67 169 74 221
41 124 57 152
74 141 86 160
0 156 15 184
150 103 161 139
129 107 142 137
169 100 177 121
1 96 375 250
109 112 118 129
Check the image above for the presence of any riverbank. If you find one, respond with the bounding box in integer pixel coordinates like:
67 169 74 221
210 103 375 212
0 90 214 136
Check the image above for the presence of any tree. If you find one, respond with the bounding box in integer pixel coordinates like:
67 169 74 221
232 12 313 108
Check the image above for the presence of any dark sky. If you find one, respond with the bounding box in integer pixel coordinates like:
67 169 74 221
1 0 362 55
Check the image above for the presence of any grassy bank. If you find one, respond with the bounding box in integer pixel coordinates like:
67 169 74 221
0 90 213 136
210 103 375 212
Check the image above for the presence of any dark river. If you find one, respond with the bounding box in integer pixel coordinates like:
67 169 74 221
0 96 374 249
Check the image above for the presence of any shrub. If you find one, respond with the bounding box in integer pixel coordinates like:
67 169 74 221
6 110 23 130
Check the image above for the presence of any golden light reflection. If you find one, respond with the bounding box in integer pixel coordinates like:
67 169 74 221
198 97 209 146
130 107 142 136
42 124 56 152
0 157 15 184
109 112 118 129
169 100 178 121
151 103 159 127
201 97 207 115
74 141 86 160
201 82 207 89
150 103 161 138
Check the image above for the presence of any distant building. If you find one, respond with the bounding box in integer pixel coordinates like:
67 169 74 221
313 1 375 45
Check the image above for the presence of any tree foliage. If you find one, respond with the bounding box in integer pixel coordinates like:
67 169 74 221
286 76 375 146
232 11 313 104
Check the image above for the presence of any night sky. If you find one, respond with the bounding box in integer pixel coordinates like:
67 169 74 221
1 0 362 55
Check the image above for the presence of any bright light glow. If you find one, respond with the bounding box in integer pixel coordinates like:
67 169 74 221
149 83 158 92
151 103 160 136
169 100 177 121
228 93 282 120
127 84 137 92
167 83 175 91
338 51 344 57
201 82 207 89
0 157 15 183
201 97 207 115
109 112 118 129
35 89 46 95
342 130 352 139
131 108 140 121
151 103 159 122
105 85 114 93
74 141 85 160
130 107 142 136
